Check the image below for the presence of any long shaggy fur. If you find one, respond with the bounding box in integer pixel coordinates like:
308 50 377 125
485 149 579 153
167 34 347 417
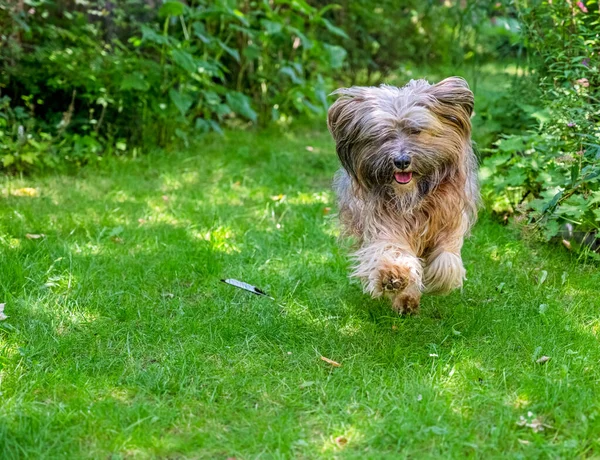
328 77 479 314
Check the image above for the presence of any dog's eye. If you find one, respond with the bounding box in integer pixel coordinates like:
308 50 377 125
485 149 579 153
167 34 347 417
406 127 422 135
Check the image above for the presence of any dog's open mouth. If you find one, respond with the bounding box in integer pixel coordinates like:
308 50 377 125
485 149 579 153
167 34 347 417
394 172 413 184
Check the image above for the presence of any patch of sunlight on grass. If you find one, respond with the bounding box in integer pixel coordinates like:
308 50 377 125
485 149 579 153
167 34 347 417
56 310 100 335
507 393 532 409
0 237 22 249
108 388 135 404
110 190 132 203
477 62 528 77
0 342 20 377
181 170 199 184
287 191 333 205
143 200 193 227
159 174 184 192
338 322 364 337
191 226 241 254
73 241 102 256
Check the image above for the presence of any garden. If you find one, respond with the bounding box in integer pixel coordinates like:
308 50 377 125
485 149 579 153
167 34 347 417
1 0 600 457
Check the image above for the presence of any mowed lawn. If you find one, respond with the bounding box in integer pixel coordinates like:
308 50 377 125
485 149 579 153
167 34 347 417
1 125 600 458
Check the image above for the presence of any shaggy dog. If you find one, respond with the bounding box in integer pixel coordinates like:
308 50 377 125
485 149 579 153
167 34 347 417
327 77 479 314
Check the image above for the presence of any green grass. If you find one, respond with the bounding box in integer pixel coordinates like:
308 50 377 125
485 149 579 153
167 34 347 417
1 124 600 458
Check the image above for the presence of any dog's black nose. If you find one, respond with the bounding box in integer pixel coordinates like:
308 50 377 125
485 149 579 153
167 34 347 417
394 154 411 170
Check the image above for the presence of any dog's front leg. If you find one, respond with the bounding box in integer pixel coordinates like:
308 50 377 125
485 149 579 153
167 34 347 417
352 241 423 314
424 241 466 294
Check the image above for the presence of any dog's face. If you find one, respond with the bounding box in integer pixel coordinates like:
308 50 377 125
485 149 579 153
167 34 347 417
328 77 473 200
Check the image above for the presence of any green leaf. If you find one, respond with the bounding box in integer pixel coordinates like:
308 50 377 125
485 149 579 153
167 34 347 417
261 20 283 35
169 88 194 117
542 190 564 214
496 136 527 153
208 119 223 135
279 66 303 84
192 22 213 44
320 18 349 39
315 88 327 109
120 73 150 92
159 1 185 17
225 92 257 123
541 219 560 240
2 154 14 167
195 118 210 133
243 44 261 60
171 49 197 74
324 44 347 69
140 25 171 45
217 40 240 62
203 91 221 106
214 104 231 119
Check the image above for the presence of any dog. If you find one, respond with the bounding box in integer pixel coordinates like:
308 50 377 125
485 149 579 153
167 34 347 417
327 77 479 314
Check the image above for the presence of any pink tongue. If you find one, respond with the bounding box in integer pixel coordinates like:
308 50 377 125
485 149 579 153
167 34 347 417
394 172 413 184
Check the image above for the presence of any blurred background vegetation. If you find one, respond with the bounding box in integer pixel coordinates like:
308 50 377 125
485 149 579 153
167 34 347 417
0 0 598 255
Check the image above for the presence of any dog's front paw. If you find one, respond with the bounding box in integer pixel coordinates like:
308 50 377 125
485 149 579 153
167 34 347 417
392 289 421 315
380 270 409 292
376 261 411 294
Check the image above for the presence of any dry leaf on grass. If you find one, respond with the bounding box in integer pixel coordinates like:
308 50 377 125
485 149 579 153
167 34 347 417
334 436 347 447
320 356 341 367
0 303 7 321
536 356 550 364
26 233 45 240
12 187 39 197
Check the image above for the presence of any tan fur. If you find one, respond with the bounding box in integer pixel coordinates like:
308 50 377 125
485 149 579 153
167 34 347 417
328 77 479 314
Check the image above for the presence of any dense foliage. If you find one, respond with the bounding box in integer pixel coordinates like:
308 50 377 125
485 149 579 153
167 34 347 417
319 0 520 84
1 0 519 172
0 0 347 170
481 0 600 254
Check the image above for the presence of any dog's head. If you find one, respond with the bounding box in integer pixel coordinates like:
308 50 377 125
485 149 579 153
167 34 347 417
327 77 473 201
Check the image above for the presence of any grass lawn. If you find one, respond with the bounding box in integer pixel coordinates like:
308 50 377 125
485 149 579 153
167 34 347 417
1 124 600 458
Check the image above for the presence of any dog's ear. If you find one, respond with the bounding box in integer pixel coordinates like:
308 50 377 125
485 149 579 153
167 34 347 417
428 77 474 132
327 87 367 142
429 77 473 115
327 87 369 180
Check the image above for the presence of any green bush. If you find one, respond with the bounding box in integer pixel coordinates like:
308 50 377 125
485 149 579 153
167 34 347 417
319 0 521 85
481 1 600 253
0 0 347 171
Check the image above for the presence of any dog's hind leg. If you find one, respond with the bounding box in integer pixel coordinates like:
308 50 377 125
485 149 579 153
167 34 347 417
352 241 424 314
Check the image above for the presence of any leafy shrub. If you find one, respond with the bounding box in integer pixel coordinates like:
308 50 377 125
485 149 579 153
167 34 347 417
481 0 600 253
318 0 521 85
0 0 347 171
